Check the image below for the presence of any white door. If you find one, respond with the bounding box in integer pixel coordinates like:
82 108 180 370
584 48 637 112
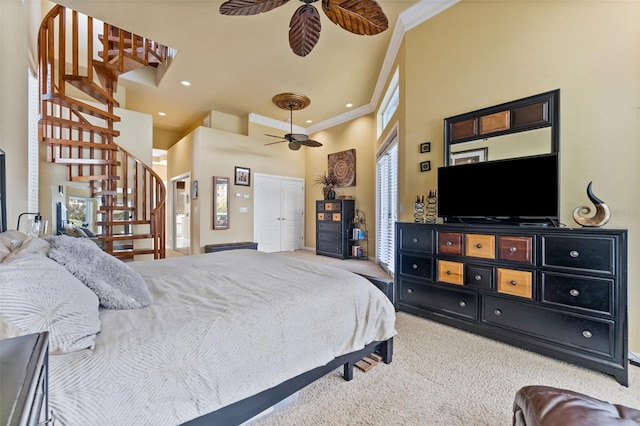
254 174 304 252
376 133 398 274
171 174 191 255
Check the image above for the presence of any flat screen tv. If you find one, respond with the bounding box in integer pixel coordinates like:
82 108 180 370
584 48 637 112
437 153 559 225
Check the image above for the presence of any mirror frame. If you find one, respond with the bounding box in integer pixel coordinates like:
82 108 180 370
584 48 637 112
443 89 560 166
213 176 230 230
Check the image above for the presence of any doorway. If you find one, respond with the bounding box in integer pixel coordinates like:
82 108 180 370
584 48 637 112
171 173 191 255
376 131 398 275
253 174 304 252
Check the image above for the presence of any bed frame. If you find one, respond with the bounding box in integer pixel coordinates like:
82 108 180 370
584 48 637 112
184 338 393 425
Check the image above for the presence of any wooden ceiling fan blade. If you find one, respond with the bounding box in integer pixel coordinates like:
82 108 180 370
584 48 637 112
220 0 289 15
289 5 322 57
265 133 286 139
299 139 323 147
264 140 287 146
288 133 309 142
321 0 388 35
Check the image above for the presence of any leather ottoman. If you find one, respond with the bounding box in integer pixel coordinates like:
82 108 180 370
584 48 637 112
513 385 640 426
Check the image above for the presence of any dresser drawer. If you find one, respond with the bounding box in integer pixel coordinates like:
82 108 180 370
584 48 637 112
437 232 463 255
497 268 532 299
317 232 342 243
482 297 614 357
318 221 342 233
465 264 493 290
437 260 464 285
541 272 614 316
465 234 495 259
400 254 433 280
399 280 478 320
317 241 343 255
399 226 434 253
498 235 533 264
542 235 615 274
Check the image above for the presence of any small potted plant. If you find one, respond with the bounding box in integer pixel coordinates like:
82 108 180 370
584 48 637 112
313 172 337 200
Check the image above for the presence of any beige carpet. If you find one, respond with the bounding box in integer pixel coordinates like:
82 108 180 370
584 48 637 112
250 250 640 425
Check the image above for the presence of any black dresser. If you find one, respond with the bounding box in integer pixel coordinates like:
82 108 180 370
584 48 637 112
395 222 629 385
316 200 355 259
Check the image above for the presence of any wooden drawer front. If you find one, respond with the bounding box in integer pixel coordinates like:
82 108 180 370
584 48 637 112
450 118 478 141
498 236 533 264
497 268 532 299
437 232 463 255
480 110 510 134
400 254 433 280
542 235 615 274
318 221 342 233
512 101 549 128
317 241 343 255
465 234 495 259
323 202 339 211
482 297 614 357
318 232 342 243
317 212 326 221
399 280 478 320
465 264 493 290
399 227 433 253
437 260 464 285
541 272 614 316
332 213 341 221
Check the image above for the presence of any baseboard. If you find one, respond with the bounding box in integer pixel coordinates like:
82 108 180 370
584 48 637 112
630 352 640 367
302 246 316 252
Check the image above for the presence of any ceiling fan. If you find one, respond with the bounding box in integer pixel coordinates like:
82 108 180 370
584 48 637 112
219 0 388 57
264 93 323 151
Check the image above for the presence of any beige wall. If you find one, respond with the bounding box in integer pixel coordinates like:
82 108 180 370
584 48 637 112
306 115 377 257
401 0 640 352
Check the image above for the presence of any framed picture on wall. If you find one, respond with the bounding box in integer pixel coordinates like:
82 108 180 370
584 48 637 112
234 166 251 186
450 147 488 165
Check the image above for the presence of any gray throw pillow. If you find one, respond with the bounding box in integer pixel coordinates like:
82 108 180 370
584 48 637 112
47 235 152 310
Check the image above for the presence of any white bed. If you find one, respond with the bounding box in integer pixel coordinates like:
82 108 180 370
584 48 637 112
0 233 396 425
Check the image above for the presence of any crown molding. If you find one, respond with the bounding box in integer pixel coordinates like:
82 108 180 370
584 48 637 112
250 0 459 135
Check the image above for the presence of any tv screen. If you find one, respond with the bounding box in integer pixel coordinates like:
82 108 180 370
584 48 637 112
437 153 559 224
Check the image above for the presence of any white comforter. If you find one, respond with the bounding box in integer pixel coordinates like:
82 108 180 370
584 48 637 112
48 250 396 425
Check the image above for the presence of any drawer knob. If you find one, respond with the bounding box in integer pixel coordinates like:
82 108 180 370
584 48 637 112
412 263 418 270
476 243 482 249
446 241 453 246
474 274 482 281
582 330 593 338
412 238 419 243
570 289 580 297
509 246 517 253
494 309 502 316
407 288 413 294
569 250 580 258
459 301 466 307
510 280 517 286
446 270 452 275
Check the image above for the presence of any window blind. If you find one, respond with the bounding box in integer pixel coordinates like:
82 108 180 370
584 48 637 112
376 137 398 275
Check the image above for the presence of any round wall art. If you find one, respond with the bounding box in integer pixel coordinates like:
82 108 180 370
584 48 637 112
328 149 356 187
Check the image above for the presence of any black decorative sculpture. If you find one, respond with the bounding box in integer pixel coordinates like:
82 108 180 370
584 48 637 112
572 181 611 227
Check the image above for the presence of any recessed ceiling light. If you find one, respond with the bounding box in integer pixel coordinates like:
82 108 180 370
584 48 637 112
180 80 192 86
345 103 353 108
158 112 166 116
306 119 313 124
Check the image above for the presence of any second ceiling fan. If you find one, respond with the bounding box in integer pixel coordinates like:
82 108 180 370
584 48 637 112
264 92 323 151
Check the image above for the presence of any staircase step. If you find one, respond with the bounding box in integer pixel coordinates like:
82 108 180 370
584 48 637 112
40 116 120 137
99 33 144 47
52 158 121 166
63 75 120 106
42 94 121 122
98 206 135 211
43 137 119 151
111 248 159 259
95 220 150 226
70 174 120 182
103 233 153 241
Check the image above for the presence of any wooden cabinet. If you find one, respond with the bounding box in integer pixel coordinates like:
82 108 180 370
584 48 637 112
395 222 629 386
316 200 354 259
0 332 50 425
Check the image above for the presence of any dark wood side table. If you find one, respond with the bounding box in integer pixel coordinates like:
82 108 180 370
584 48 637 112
0 332 50 425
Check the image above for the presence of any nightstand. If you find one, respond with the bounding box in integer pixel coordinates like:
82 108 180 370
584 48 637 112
0 332 50 425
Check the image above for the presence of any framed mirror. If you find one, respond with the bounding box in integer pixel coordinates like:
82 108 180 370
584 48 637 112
213 176 230 229
444 89 560 166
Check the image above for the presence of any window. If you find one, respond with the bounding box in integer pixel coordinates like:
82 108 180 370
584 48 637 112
377 67 399 137
27 70 39 213
376 132 398 275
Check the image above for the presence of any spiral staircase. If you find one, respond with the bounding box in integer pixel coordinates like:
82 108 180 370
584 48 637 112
38 5 168 259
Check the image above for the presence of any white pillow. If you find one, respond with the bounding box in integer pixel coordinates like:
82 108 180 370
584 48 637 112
0 253 101 353
0 230 29 262
47 235 153 309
